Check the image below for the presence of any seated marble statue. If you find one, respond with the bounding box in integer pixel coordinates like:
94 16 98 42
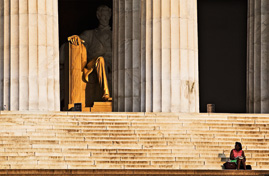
66 5 112 102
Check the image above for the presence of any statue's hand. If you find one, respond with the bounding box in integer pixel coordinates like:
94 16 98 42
68 35 84 46
70 38 77 45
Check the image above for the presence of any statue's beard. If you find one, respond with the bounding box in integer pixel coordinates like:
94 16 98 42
98 23 111 31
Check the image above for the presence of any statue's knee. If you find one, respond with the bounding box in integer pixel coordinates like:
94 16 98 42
98 56 105 65
98 57 105 64
95 57 106 69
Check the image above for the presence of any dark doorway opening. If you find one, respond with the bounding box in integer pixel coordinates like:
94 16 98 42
58 0 113 111
198 0 247 113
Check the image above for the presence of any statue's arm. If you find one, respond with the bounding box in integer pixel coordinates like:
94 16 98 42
81 44 87 71
79 30 93 47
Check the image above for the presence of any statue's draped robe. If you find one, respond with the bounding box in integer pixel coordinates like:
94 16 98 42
68 35 87 106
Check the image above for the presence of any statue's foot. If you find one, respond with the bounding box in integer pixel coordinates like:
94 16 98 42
102 94 110 101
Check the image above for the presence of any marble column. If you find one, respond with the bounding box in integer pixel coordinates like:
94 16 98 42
247 0 269 113
0 0 60 111
113 0 199 112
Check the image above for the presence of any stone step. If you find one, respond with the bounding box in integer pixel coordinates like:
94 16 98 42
28 133 165 138
237 131 269 135
2 124 268 132
252 153 269 158
1 112 269 170
195 146 234 150
2 140 60 145
205 119 255 124
228 116 269 120
205 161 256 166
1 121 265 128
4 148 62 153
34 129 135 134
186 130 236 134
29 136 86 141
2 156 212 162
242 138 269 142
5 117 257 124
255 120 269 124
9 164 68 169
209 127 260 131
3 117 263 123
0 116 237 123
68 164 122 169
214 134 265 138
179 165 222 169
253 165 269 170
90 153 201 157
190 137 241 142
0 169 268 175
124 165 180 169
2 135 263 141
4 151 268 159
0 152 36 156
0 165 9 169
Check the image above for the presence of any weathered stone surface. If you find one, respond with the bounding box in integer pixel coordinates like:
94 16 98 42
0 112 268 170
0 169 268 175
113 0 199 113
0 0 60 111
247 0 269 113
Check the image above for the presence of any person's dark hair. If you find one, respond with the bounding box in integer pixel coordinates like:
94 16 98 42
235 142 242 150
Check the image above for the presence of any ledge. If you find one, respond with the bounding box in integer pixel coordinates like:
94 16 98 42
0 169 269 176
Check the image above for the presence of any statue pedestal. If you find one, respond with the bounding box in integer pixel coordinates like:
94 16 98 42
68 99 112 112
91 101 112 112
68 103 90 112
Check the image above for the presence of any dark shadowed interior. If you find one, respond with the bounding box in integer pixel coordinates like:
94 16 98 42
198 0 247 113
58 0 112 47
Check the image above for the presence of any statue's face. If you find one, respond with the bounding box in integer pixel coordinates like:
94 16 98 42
97 8 111 26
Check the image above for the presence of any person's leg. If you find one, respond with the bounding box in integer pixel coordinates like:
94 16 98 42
237 159 241 170
242 159 246 170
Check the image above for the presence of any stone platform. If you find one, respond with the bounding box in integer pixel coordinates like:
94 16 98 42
0 169 269 175
0 112 269 170
91 102 112 112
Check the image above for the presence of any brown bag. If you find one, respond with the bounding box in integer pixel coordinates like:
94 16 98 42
224 162 236 169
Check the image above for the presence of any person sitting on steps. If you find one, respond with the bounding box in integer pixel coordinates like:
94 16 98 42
230 142 246 170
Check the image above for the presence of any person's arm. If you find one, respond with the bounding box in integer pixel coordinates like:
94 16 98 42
242 151 246 161
230 150 235 160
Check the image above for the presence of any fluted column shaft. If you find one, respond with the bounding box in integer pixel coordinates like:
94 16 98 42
0 0 60 111
113 0 199 112
247 0 269 113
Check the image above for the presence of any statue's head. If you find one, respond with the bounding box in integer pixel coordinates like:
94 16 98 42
96 5 112 26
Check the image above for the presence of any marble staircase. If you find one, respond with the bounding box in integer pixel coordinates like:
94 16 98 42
0 112 269 170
